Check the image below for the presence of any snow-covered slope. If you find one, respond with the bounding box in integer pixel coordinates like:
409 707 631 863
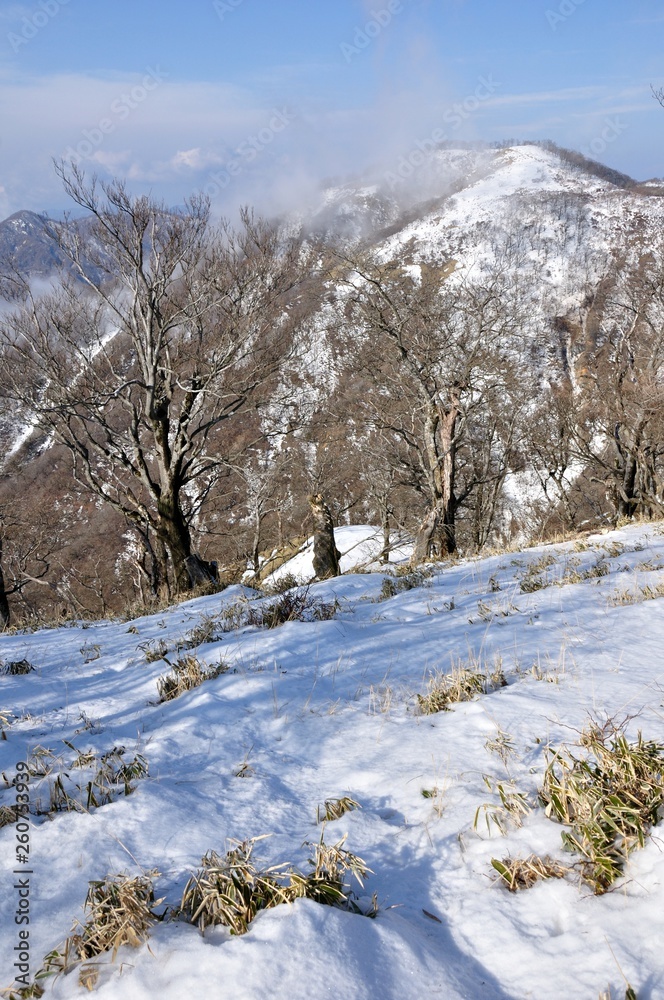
315 144 664 301
256 524 412 585
2 521 664 998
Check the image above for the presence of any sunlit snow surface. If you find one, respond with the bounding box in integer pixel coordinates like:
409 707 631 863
2 522 664 999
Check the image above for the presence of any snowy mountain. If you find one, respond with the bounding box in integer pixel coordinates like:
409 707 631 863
4 143 664 286
312 143 664 309
0 212 67 284
2 141 664 623
1 520 664 998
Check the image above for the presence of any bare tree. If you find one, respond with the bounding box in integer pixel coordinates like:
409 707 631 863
0 507 57 628
335 253 524 561
570 253 664 522
0 167 306 599
524 380 580 531
0 534 10 628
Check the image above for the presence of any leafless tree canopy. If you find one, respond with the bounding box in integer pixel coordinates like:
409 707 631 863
1 158 664 625
0 167 308 602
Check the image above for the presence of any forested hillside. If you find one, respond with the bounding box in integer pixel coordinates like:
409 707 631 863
1 143 663 624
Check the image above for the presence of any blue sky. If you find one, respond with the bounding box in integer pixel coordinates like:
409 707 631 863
0 0 662 218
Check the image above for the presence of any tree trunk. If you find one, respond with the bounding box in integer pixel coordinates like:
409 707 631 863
157 492 194 595
308 494 341 580
184 554 219 588
135 528 170 603
0 539 10 629
413 398 459 563
616 452 639 519
151 535 171 603
380 505 391 564
614 423 642 521
412 502 456 564
250 509 262 576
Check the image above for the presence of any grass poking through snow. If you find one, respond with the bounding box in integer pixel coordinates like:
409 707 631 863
180 834 373 936
157 655 230 702
491 855 569 891
417 658 506 715
540 721 664 893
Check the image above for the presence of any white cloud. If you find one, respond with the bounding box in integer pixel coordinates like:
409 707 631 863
170 148 225 172
0 71 280 212
0 67 657 221
484 86 606 109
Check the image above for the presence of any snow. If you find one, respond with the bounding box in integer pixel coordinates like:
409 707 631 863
2 522 664 999
260 524 412 585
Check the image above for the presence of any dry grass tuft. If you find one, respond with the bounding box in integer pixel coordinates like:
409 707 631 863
369 683 395 715
417 658 506 715
0 804 19 828
0 708 14 737
291 834 372 911
1 983 45 998
259 572 302 596
491 855 569 891
560 559 610 586
475 777 532 835
378 567 433 601
157 655 230 702
485 729 518 765
608 579 664 607
180 834 372 936
216 587 339 634
179 614 223 650
246 588 339 629
139 638 170 663
181 840 292 935
1 659 35 676
316 796 361 823
599 984 638 999
35 873 162 991
520 553 557 593
540 721 664 893
24 744 149 816
67 873 160 961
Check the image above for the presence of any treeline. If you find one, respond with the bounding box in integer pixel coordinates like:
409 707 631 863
0 166 663 625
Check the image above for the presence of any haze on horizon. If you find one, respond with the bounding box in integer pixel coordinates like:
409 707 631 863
0 0 662 221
